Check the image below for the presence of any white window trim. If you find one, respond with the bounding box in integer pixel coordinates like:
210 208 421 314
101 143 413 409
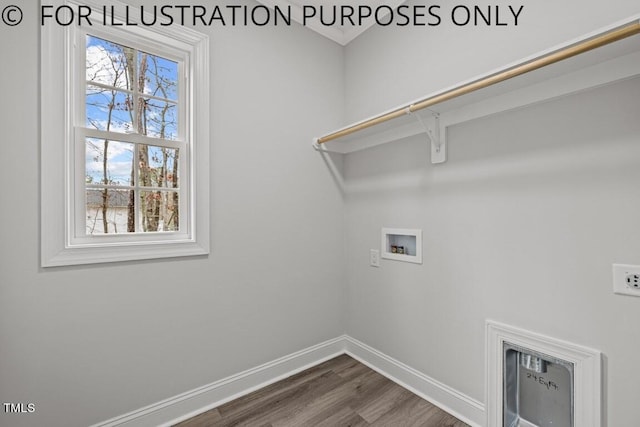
41 0 210 267
73 26 189 242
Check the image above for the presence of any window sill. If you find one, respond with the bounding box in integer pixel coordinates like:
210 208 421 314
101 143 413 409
42 239 208 267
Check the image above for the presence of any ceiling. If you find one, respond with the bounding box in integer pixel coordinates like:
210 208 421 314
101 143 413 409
256 0 406 45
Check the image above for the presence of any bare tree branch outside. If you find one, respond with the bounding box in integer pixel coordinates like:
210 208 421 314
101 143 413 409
85 35 179 235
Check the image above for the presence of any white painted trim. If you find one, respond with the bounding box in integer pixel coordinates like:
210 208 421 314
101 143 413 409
437 50 640 148
344 336 485 427
315 15 640 154
256 0 346 45
381 227 423 264
317 48 640 156
41 0 210 267
91 336 346 427
486 320 602 427
255 0 406 46
91 335 485 426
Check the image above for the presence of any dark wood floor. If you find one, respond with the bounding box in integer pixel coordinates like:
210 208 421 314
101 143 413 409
174 354 469 427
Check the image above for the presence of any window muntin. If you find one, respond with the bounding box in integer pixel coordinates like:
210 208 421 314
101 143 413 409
41 0 209 267
79 34 185 237
85 35 179 138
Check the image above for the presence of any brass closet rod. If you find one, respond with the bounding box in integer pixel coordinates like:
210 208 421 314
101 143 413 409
317 20 640 145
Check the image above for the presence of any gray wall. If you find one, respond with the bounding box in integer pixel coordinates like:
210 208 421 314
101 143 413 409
3 0 640 426
345 0 640 122
343 0 640 425
0 1 345 426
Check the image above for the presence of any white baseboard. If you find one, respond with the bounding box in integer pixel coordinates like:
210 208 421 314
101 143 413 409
344 336 485 427
92 335 486 427
91 336 346 427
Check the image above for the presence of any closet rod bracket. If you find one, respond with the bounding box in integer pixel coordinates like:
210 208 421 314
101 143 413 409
410 109 446 164
312 137 336 153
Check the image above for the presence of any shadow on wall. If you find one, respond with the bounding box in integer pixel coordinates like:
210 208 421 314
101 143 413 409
316 76 640 196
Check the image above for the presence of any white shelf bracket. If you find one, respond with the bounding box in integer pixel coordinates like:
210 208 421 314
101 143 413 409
410 110 446 164
313 137 338 153
312 137 323 151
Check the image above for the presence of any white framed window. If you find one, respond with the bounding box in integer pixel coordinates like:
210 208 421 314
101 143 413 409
41 0 210 266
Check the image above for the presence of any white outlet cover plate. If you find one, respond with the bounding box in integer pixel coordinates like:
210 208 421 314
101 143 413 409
370 249 380 267
612 264 640 297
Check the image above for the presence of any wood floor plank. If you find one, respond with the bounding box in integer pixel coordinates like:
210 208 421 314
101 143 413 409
269 373 366 426
320 354 360 376
174 355 469 427
175 408 223 427
354 381 414 423
218 361 335 419
306 405 369 427
221 371 346 427
214 359 344 424
331 355 372 380
342 369 397 410
370 393 450 427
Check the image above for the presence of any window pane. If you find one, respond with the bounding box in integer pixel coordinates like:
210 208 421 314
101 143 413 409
86 189 134 235
139 145 179 188
85 138 134 186
86 35 134 90
139 51 178 101
86 86 134 133
138 97 178 139
140 191 179 232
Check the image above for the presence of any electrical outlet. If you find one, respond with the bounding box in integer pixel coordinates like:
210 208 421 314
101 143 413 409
627 274 640 289
370 249 380 267
613 264 640 297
